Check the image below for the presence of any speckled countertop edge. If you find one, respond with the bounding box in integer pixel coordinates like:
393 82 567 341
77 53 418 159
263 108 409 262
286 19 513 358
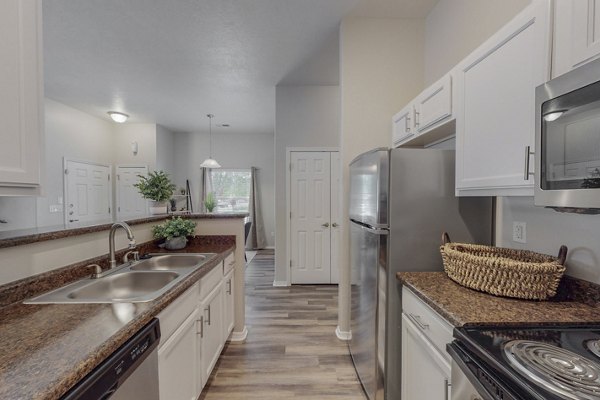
0 212 247 250
0 237 235 400
397 271 600 328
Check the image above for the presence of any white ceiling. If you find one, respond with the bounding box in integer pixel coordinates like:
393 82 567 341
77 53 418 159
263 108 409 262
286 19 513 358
43 0 439 134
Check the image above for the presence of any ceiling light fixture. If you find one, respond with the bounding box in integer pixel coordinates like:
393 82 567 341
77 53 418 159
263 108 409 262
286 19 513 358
200 114 221 169
108 111 129 123
543 110 566 122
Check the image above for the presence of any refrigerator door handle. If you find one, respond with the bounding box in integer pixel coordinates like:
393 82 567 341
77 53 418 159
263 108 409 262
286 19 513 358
350 219 389 235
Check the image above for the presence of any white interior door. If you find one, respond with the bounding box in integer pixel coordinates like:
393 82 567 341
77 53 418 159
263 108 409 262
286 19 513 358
116 165 148 219
290 151 332 284
64 159 112 227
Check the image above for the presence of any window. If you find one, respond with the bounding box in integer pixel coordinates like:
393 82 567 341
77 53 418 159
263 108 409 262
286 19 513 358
209 169 251 213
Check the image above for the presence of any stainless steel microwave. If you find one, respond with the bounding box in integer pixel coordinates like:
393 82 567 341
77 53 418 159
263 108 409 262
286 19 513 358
535 57 600 209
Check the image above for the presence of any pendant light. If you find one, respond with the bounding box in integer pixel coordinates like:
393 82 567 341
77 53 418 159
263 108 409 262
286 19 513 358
200 114 221 168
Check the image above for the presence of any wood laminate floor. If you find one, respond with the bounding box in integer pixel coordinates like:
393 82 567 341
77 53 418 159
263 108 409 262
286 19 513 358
199 250 366 399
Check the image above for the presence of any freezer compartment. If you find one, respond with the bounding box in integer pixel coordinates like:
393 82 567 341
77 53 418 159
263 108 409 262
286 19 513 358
349 149 389 228
349 221 388 400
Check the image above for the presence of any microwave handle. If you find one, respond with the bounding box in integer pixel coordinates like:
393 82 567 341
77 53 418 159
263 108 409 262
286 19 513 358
524 146 534 181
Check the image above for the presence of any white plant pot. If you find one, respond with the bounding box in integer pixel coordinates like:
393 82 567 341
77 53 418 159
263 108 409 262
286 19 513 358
149 201 168 215
164 236 188 250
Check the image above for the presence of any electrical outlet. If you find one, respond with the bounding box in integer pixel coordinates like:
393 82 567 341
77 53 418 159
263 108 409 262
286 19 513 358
512 222 527 243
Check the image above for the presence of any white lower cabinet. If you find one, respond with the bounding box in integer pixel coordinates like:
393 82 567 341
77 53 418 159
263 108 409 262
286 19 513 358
158 309 201 400
156 255 236 399
200 281 224 387
223 269 235 341
401 288 453 400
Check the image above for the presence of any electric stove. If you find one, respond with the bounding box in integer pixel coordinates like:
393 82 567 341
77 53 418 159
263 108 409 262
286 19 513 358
448 325 600 400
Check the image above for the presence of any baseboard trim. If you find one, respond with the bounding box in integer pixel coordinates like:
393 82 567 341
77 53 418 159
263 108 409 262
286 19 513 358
336 326 352 341
264 245 275 249
272 280 289 287
230 326 248 342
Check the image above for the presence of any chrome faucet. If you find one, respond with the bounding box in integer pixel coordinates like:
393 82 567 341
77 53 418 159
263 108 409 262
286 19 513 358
109 222 136 269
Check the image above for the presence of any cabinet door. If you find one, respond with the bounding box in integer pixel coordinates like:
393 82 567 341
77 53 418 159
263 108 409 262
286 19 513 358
455 0 551 196
415 74 452 133
0 0 43 192
223 270 235 341
200 282 224 387
401 314 451 400
158 309 200 400
392 104 414 147
553 0 600 78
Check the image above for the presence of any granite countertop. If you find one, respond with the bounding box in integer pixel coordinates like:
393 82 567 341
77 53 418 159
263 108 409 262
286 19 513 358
397 271 600 327
0 236 235 400
0 212 248 249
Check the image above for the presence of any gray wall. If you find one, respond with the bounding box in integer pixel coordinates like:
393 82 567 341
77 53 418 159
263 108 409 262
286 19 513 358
274 85 340 283
172 131 275 247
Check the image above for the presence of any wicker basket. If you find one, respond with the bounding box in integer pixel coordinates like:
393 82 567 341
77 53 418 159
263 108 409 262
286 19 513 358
440 232 567 300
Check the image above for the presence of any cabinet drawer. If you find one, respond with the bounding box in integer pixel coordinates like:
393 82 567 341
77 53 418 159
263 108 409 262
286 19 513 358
157 282 199 345
402 287 453 359
223 252 235 274
200 262 223 300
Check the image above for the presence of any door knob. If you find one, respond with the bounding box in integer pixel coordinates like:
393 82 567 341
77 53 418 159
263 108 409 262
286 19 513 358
322 222 330 228
332 223 339 227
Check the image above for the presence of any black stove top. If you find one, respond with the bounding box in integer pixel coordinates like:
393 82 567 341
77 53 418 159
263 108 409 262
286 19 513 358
452 325 600 400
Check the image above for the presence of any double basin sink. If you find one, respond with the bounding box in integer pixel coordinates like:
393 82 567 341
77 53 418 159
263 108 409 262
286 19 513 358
25 254 216 304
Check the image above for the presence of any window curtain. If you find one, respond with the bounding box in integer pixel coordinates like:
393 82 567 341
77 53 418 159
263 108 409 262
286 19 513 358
247 167 267 250
199 168 213 212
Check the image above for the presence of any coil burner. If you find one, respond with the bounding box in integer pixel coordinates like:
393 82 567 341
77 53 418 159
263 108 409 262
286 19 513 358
504 340 600 400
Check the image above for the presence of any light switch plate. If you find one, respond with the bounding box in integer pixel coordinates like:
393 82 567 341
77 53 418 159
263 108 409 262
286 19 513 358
512 222 527 243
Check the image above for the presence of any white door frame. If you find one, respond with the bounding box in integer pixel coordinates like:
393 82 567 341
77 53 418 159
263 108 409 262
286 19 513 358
285 147 339 286
116 164 149 219
63 157 113 227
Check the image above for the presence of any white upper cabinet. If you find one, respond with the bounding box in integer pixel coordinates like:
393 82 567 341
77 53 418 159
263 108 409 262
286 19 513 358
455 0 552 196
414 74 452 134
553 0 600 78
392 73 455 148
0 0 44 195
392 104 414 147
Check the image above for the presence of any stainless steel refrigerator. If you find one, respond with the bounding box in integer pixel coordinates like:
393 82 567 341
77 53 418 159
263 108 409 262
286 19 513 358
348 148 493 400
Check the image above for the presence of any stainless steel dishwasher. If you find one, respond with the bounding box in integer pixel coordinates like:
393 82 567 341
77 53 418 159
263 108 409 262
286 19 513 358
61 318 161 400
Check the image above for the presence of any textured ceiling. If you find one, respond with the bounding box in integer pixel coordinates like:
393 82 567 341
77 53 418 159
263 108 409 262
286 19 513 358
43 0 438 133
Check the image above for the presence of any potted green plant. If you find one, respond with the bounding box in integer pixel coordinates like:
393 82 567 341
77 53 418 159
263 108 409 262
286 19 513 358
134 170 176 215
152 217 197 250
204 192 216 213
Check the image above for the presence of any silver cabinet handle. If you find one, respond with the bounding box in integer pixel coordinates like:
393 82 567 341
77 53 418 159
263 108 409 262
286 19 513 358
332 222 339 228
524 145 534 181
408 313 429 330
444 379 451 400
69 219 79 223
322 222 330 228
205 305 211 326
197 316 204 337
405 115 411 133
227 279 232 295
414 109 420 127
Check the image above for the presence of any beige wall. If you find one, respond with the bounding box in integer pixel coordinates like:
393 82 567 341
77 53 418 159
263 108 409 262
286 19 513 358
424 0 531 85
337 17 425 333
114 123 158 169
274 85 340 284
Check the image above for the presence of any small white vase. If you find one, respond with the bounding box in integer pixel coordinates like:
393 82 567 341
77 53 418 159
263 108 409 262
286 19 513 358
149 201 168 215
164 236 188 250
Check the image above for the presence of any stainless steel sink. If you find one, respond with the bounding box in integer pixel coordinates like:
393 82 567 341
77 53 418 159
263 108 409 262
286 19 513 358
67 271 179 301
24 253 216 304
130 254 214 271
